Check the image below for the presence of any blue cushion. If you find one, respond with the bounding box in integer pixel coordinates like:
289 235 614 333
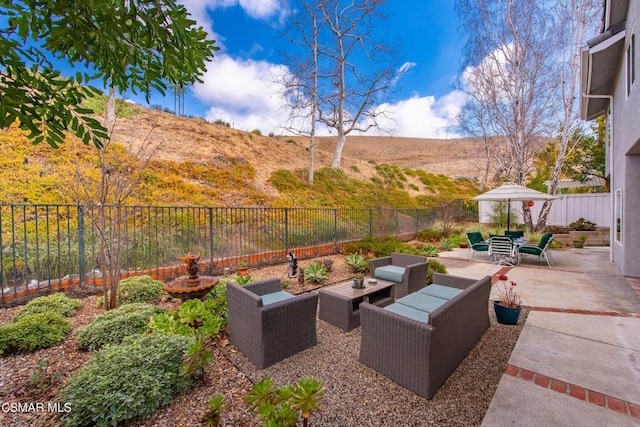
418 284 463 300
396 292 448 313
384 302 429 323
374 265 406 283
261 290 295 306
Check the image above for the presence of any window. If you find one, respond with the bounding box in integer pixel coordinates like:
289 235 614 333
614 188 623 244
627 33 636 97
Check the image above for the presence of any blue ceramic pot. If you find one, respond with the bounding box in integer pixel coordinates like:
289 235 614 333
493 301 521 325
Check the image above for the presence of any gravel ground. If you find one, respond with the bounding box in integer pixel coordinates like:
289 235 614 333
0 255 527 426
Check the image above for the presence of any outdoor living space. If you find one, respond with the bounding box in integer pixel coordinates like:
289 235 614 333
437 247 640 425
1 245 639 426
219 247 640 425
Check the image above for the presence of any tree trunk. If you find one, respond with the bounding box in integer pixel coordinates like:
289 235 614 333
106 86 116 127
308 10 318 184
331 130 346 169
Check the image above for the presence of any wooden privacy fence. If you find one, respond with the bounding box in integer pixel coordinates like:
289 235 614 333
0 201 477 305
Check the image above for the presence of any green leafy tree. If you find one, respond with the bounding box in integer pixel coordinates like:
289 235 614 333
1 0 217 148
562 117 607 191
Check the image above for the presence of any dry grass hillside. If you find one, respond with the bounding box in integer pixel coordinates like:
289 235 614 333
109 108 487 191
0 104 488 207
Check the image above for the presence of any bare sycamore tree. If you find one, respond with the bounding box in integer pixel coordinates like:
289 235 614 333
456 0 597 231
279 3 320 183
70 101 163 309
280 0 398 170
535 0 600 229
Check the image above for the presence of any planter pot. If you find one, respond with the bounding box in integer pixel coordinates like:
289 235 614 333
459 242 469 249
352 277 365 289
493 301 521 325
238 266 249 276
573 241 585 248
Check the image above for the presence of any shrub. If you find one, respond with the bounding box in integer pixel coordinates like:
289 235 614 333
426 259 448 285
544 225 571 234
202 394 227 426
245 376 324 427
304 262 329 284
439 238 454 251
416 228 444 242
61 333 193 427
0 312 71 355
568 217 596 231
342 236 420 257
149 296 227 339
344 253 368 274
118 275 166 304
420 244 439 257
76 303 162 351
13 293 82 321
233 274 253 285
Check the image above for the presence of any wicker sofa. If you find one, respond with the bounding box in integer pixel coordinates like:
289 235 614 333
226 279 319 369
358 273 492 399
369 252 428 298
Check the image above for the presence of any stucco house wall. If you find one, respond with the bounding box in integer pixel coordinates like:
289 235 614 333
581 1 640 278
611 2 640 277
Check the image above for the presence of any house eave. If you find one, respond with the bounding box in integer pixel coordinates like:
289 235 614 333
580 24 626 120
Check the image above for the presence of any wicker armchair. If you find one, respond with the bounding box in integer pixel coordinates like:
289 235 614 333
358 273 491 399
369 252 428 298
226 279 319 369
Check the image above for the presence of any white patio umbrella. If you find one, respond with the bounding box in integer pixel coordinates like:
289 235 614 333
471 183 557 230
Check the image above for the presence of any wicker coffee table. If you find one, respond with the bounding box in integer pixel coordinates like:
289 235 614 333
318 279 394 331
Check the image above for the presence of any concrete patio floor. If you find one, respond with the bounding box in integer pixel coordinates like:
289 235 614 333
437 247 640 426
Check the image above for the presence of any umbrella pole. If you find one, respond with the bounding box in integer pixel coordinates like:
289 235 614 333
506 198 511 231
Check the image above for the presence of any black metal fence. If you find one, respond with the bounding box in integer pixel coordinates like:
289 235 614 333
0 201 477 305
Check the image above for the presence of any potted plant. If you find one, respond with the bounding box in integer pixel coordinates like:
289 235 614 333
573 234 588 248
493 274 522 325
237 260 249 276
352 272 365 289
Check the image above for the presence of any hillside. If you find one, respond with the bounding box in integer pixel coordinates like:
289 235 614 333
0 105 485 207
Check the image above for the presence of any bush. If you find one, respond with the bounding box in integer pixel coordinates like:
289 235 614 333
245 376 324 427
416 228 444 242
568 217 596 231
0 312 71 355
118 275 166 304
61 333 193 427
304 262 329 284
149 295 227 339
419 244 439 257
439 238 454 251
544 225 571 234
344 253 368 274
426 259 448 285
342 236 420 257
13 293 82 321
76 303 162 351
98 275 166 307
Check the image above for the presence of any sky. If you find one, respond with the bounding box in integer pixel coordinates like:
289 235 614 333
126 0 468 139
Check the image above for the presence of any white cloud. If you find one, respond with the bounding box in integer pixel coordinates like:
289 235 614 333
177 1 464 138
179 0 283 25
193 55 291 132
371 92 467 139
237 0 282 20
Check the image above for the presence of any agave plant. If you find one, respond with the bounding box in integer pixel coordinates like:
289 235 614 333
439 238 454 251
420 244 439 257
344 253 367 274
304 262 328 284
